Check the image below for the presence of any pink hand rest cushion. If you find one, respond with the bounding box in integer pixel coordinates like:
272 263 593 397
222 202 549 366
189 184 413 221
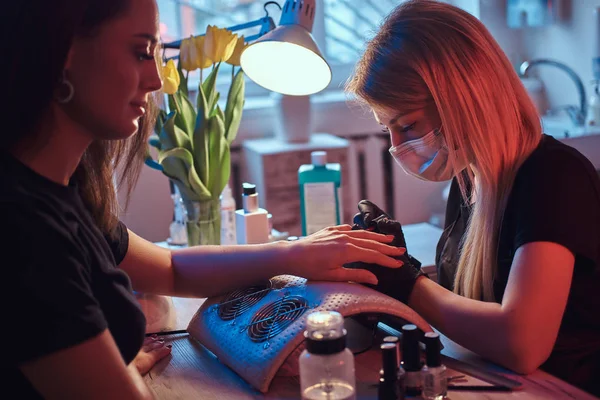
187 274 433 393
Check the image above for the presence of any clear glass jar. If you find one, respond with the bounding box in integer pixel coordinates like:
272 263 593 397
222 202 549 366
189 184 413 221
299 311 356 400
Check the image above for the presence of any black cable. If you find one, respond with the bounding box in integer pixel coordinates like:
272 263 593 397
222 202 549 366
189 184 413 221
352 342 375 356
145 329 188 337
264 1 282 17
351 328 378 356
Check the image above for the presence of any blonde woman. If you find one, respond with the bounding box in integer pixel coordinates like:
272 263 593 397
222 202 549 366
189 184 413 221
346 0 600 395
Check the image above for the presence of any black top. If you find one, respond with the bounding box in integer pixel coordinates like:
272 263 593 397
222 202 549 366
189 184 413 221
436 135 600 396
0 153 146 399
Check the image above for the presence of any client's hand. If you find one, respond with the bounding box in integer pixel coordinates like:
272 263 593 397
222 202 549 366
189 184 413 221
287 224 406 285
133 335 172 375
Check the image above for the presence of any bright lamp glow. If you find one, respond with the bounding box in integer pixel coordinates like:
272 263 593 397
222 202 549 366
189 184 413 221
241 41 331 96
240 16 332 97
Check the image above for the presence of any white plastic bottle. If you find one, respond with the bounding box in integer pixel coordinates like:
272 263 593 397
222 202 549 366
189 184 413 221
220 184 237 245
299 311 356 400
235 183 270 244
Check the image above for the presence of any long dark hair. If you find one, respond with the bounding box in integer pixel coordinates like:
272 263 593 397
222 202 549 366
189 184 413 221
3 0 157 234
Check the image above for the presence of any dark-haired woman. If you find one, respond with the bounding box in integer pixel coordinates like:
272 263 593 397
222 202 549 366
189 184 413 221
2 1 404 398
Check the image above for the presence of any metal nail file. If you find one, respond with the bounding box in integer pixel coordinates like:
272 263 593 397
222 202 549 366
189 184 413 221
440 354 523 390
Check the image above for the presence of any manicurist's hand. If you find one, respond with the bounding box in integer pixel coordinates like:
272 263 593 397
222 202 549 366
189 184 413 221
286 225 405 285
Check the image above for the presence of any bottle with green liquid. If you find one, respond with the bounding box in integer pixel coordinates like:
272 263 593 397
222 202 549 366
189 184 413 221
299 151 342 236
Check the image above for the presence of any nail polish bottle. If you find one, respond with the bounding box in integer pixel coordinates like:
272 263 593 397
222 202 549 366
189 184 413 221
401 324 422 397
378 342 405 399
383 335 400 367
422 332 447 400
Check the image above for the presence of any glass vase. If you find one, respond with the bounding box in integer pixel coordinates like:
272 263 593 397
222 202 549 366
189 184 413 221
182 198 221 246
133 292 177 334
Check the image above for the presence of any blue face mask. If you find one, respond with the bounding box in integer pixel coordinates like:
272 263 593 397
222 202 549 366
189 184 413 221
389 128 466 182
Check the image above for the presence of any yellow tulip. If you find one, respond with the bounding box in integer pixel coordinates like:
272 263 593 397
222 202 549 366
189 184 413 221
179 36 199 72
193 36 213 69
204 25 237 63
226 35 247 67
161 59 180 95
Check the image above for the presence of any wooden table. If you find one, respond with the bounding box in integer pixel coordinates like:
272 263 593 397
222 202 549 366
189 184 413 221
143 296 597 400
145 224 598 399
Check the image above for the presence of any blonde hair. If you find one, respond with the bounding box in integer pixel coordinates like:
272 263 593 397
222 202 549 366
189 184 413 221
346 0 542 301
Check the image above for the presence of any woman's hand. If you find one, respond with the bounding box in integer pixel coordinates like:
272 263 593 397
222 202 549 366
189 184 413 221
286 224 405 285
132 335 172 375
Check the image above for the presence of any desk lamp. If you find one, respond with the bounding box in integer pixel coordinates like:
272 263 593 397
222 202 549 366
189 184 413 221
240 0 332 96
163 0 331 97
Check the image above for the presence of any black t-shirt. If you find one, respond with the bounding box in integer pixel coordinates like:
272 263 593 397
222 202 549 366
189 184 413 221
0 153 146 398
436 135 600 396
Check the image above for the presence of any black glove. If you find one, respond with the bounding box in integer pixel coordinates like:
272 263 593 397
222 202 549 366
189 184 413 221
345 200 426 304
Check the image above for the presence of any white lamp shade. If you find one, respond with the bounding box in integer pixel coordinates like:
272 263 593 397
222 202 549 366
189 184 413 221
240 24 332 96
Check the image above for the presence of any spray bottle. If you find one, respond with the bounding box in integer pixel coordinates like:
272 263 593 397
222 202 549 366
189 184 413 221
220 184 237 245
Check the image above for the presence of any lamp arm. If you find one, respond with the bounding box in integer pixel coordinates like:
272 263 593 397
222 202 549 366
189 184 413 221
163 16 276 49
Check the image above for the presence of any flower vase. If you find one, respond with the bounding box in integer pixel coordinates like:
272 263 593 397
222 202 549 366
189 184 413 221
182 198 221 246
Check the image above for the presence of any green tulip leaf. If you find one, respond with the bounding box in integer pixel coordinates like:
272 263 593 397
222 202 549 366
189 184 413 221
216 142 231 198
168 91 196 137
159 153 191 192
202 63 219 94
202 62 221 113
179 91 197 134
193 88 210 186
224 68 245 143
157 112 177 150
177 59 189 97
207 113 227 195
209 92 221 117
154 108 167 136
159 147 211 199
197 82 210 122
215 103 225 123
160 111 191 152
188 164 212 201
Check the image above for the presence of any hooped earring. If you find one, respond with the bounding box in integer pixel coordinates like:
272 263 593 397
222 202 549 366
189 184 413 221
55 70 75 104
